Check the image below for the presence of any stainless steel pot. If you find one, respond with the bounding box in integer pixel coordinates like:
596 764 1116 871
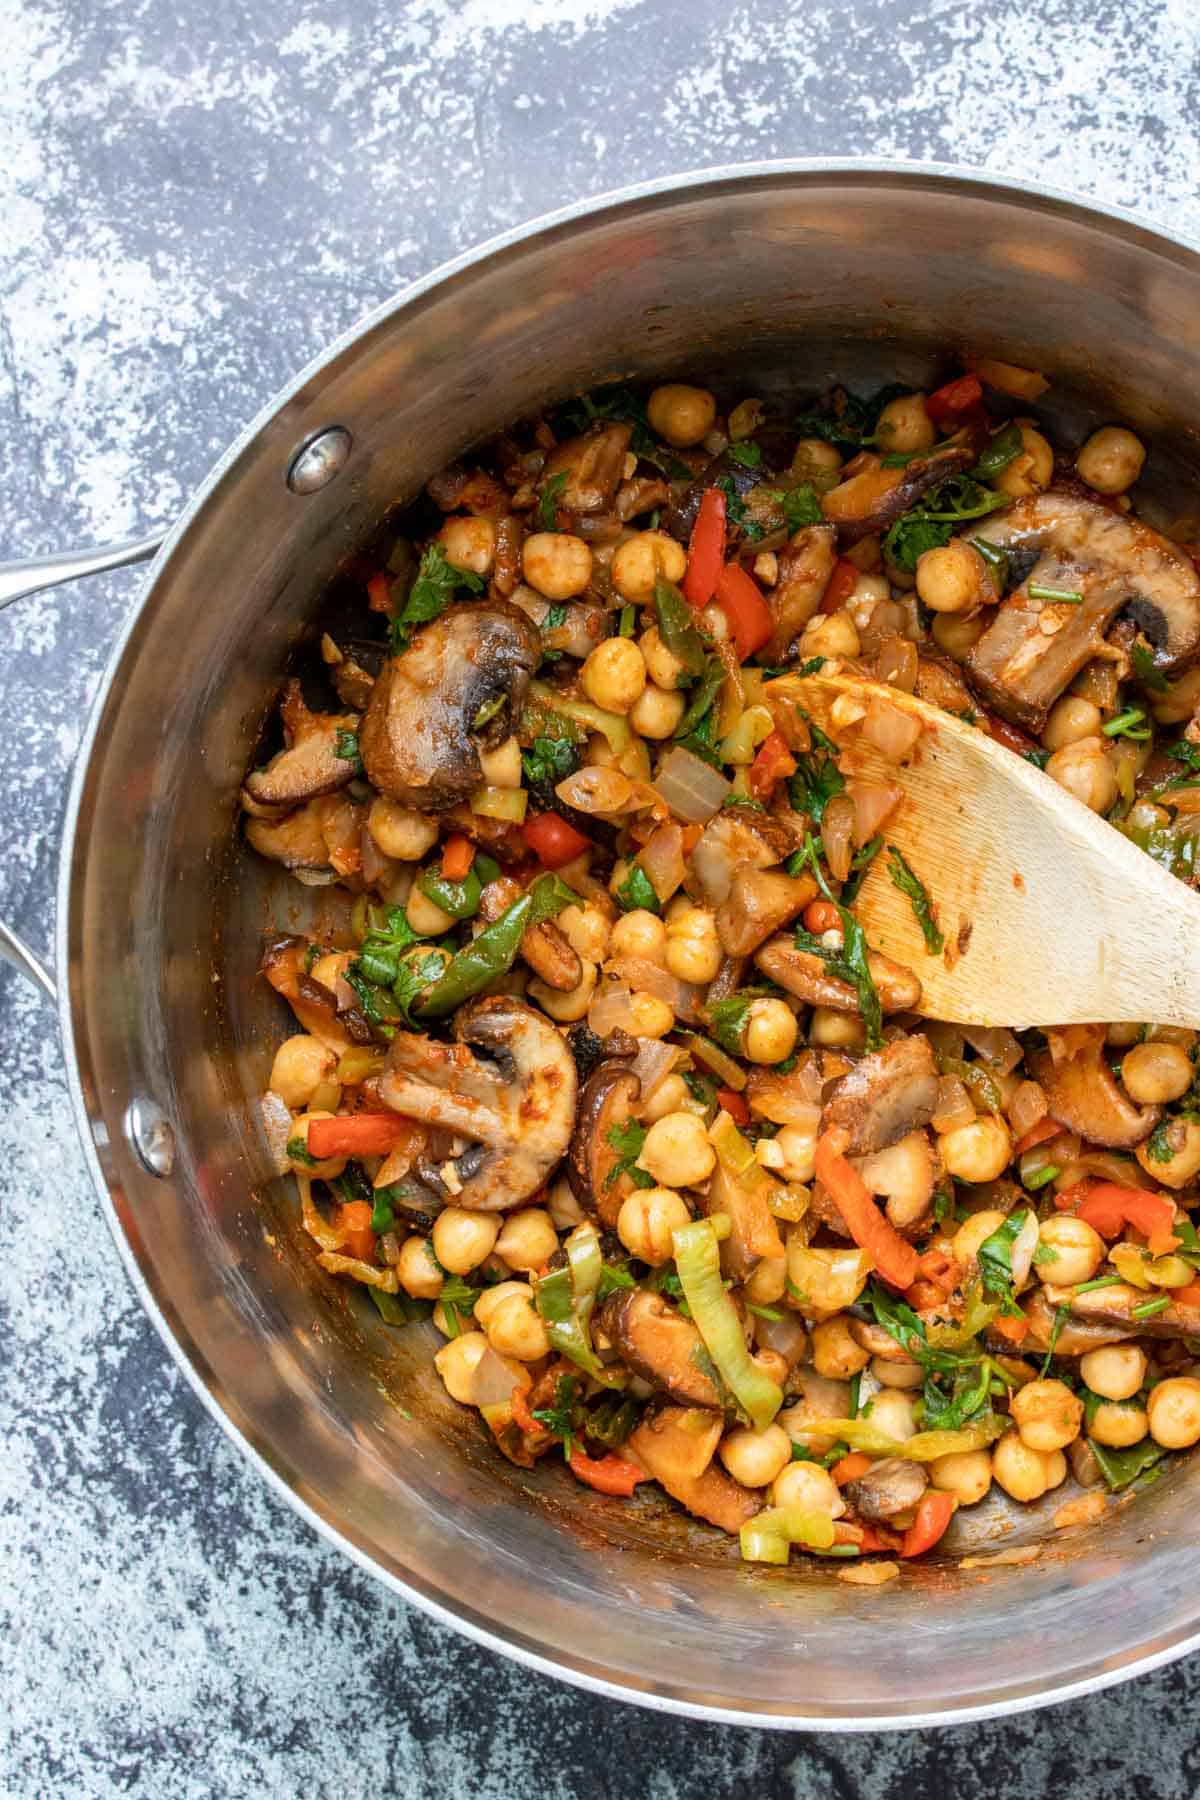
9 161 1200 1729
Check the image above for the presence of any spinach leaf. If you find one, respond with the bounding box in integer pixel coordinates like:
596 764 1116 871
977 1210 1031 1317
616 863 660 914
886 845 945 954
539 471 569 531
727 441 762 469
605 1118 655 1189
882 476 1010 573
390 544 484 652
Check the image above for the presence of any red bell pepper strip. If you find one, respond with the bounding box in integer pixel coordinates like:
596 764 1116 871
522 811 592 869
900 1491 957 1558
1012 1114 1061 1157
850 1522 903 1553
306 1113 412 1159
1076 1184 1180 1257
1173 1280 1200 1307
830 1452 873 1486
1053 1177 1093 1214
338 1199 376 1262
717 1087 750 1127
566 1445 649 1497
748 729 797 800
926 373 983 429
510 1385 542 1437
714 561 773 659
441 833 475 882
814 1127 920 1289
366 571 393 613
682 487 727 609
819 557 858 614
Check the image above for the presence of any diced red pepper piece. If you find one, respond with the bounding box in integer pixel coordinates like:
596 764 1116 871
510 1385 542 1437
522 811 592 869
992 1313 1031 1346
819 557 858 614
714 561 774 659
802 899 841 935
367 571 393 613
926 373 984 429
338 1199 375 1262
814 1127 920 1289
682 487 727 609
1053 1178 1093 1214
900 1490 957 1558
566 1444 649 1497
748 729 797 800
1076 1183 1180 1257
441 833 475 882
306 1113 412 1159
717 1088 750 1126
830 1452 873 1486
1012 1114 1060 1157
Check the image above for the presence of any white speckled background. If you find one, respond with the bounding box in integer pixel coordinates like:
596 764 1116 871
4 1 1200 1791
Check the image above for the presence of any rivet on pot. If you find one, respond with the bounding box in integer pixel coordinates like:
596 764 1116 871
287 426 353 494
125 1098 177 1178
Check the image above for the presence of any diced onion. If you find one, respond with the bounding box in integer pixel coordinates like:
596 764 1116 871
961 1026 1023 1076
629 1037 680 1101
861 696 922 761
969 357 1048 401
607 956 702 1023
556 766 634 814
846 778 902 848
639 821 687 902
875 633 919 693
471 784 529 822
589 980 638 1037
468 1344 532 1409
821 792 855 882
1008 1079 1049 1140
931 1076 975 1133
652 746 732 823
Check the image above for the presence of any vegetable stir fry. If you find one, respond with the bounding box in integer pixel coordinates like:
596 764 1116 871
246 365 1200 1579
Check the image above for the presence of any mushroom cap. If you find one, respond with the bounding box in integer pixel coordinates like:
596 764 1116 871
567 1061 642 1229
359 600 541 811
820 1034 940 1156
600 1288 724 1409
1031 1027 1159 1150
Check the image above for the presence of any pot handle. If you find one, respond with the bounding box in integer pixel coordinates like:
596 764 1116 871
0 531 165 1003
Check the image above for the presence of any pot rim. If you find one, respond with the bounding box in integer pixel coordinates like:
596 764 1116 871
56 157 1200 1730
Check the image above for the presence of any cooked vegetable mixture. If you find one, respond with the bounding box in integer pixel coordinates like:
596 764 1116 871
246 365 1200 1577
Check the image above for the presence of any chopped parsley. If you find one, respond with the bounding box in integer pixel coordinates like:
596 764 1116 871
1102 707 1151 741
1146 1119 1177 1164
1131 642 1169 692
1023 748 1051 771
596 1263 636 1300
716 474 763 541
605 1118 655 1189
286 1135 317 1167
705 994 757 1057
533 1373 580 1456
539 602 569 662
791 833 882 1049
538 470 570 531
886 845 944 955
969 421 1024 479
787 718 845 826
521 734 580 793
616 862 660 914
881 475 1010 572
977 1209 1031 1317
727 441 762 469
840 835 883 905
333 728 363 771
390 544 484 652
438 1273 481 1339
771 483 825 531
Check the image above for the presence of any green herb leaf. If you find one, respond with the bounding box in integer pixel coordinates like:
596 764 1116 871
977 1210 1031 1317
1146 1119 1177 1164
715 474 763 542
605 1118 655 1189
539 470 570 531
597 1263 636 1300
334 728 363 771
787 729 846 827
533 1373 580 1457
438 1272 481 1339
286 1135 317 1167
391 949 449 1025
521 734 580 793
1089 1435 1168 1492
840 835 883 905
1028 583 1084 604
882 476 1010 573
728 441 762 469
616 862 660 915
705 994 757 1057
390 544 484 653
1040 1302 1070 1376
1131 643 1170 692
369 1287 432 1326
790 834 882 1049
886 845 945 955
1102 707 1150 741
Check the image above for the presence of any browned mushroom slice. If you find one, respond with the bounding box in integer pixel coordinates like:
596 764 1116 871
844 1457 928 1521
754 936 922 1017
851 1129 937 1232
567 1062 642 1228
690 807 793 907
244 680 362 809
1064 1281 1200 1341
261 935 354 1050
378 997 576 1211
1020 1288 1134 1355
703 1157 785 1283
763 524 837 663
821 1035 940 1156
822 443 976 547
626 1405 761 1533
245 799 336 872
600 1289 724 1408
359 601 541 811
521 920 583 991
539 422 633 514
715 868 818 957
1032 1028 1159 1149
967 492 1200 730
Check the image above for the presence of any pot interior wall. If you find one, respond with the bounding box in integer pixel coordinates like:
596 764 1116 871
65 169 1200 1723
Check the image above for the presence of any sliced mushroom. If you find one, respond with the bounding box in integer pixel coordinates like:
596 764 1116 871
754 936 922 1018
824 443 976 547
600 1289 724 1408
844 1457 928 1521
626 1404 761 1533
565 1023 638 1083
246 798 336 872
690 808 792 907
703 1157 785 1284
244 680 362 809
260 935 354 1051
967 492 1200 730
540 422 632 514
521 919 583 991
378 997 576 1211
914 655 977 716
851 1128 937 1232
1032 1029 1159 1149
359 601 541 811
821 1035 940 1156
1065 1281 1200 1341
1020 1287 1134 1355
764 524 838 663
662 429 793 542
716 868 818 957
567 1062 642 1229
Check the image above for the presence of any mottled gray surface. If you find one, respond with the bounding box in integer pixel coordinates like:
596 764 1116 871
3 0 1200 1792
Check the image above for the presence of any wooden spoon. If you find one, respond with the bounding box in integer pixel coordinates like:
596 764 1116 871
768 670 1200 1028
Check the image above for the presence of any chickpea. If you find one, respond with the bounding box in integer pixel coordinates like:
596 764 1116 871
875 393 936 454
1042 695 1103 751
580 636 647 714
1136 1116 1200 1188
616 1186 691 1265
792 437 843 479
1147 1376 1200 1449
639 625 686 690
940 1117 1013 1185
952 1208 1009 1268
432 1206 500 1276
867 1389 917 1442
434 1331 489 1404
770 1459 846 1517
483 1289 551 1362
1036 1215 1105 1288
522 531 593 600
288 1111 346 1181
737 998 796 1066
1042 1448 1068 1492
992 1428 1052 1502
638 1112 716 1188
630 682 687 740
528 958 597 1023
1046 737 1118 814
269 1034 334 1110
404 882 454 938
931 610 987 660
930 1449 993 1506
915 539 991 615
993 425 1054 498
470 1280 526 1332
751 1348 790 1388
745 1253 788 1307
809 1315 870 1380
477 734 522 788
397 1235 443 1299
1010 1378 1083 1453
439 514 496 577
1106 1020 1144 1047
718 1423 793 1488
368 797 439 862
1121 1040 1193 1105
872 1354 924 1390
809 1007 867 1051
798 611 860 659
610 529 687 601
660 906 720 986
1077 425 1146 495
641 1073 693 1124
626 992 674 1038
646 383 717 449
1089 1399 1150 1449
557 902 611 964
609 908 667 963
773 1123 817 1184
1080 1344 1147 1402
494 1208 558 1273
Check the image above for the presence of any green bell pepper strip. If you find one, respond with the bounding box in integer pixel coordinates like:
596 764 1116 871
794 1413 1007 1462
419 864 482 920
414 874 577 1017
1088 1435 1168 1491
534 1223 626 1388
672 1217 782 1430
653 576 707 677
739 1505 836 1564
